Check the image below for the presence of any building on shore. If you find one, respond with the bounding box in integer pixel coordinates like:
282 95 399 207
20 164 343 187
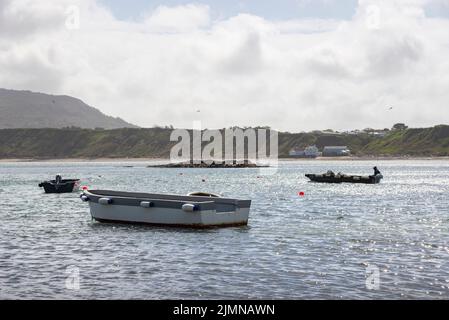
289 145 321 158
289 148 305 157
322 146 351 157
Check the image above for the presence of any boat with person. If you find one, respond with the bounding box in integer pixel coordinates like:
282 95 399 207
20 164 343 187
80 189 251 228
305 167 383 184
38 175 81 193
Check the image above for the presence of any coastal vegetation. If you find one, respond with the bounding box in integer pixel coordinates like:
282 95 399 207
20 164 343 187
0 125 448 159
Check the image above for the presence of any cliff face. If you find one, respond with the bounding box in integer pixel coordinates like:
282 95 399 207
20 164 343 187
0 126 448 159
0 88 138 129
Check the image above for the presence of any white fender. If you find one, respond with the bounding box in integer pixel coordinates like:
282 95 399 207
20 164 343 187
182 203 196 212
99 197 112 205
140 201 153 208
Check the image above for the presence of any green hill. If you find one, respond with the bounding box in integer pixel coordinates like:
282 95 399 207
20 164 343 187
0 125 448 159
0 88 137 129
360 125 449 156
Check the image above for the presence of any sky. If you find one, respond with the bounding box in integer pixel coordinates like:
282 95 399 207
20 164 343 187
99 0 360 21
1 0 449 131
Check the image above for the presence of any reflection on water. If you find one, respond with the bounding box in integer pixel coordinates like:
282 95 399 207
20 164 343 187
0 160 448 299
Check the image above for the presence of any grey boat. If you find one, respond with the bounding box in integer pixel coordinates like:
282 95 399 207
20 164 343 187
39 175 80 193
305 167 383 184
80 190 251 228
305 173 383 184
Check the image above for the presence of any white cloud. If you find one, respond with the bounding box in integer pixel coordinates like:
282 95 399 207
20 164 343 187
0 0 449 131
143 4 210 32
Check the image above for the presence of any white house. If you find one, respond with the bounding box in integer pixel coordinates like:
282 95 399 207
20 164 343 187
322 146 351 157
289 145 321 158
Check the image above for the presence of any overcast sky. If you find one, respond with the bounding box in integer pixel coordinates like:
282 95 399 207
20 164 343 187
1 0 449 131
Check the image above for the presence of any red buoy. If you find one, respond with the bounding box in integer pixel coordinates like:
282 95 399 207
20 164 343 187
298 191 305 196
82 186 89 190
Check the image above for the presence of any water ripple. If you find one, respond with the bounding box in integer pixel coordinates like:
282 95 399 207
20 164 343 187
0 160 448 299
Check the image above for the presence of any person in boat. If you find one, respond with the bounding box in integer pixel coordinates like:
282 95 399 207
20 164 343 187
326 170 335 177
373 166 381 176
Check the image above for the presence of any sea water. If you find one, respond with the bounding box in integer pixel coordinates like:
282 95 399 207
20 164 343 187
0 160 448 299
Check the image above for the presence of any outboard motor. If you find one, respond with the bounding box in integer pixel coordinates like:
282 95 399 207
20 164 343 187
54 174 62 190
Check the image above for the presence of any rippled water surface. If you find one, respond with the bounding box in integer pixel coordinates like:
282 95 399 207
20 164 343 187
0 160 448 299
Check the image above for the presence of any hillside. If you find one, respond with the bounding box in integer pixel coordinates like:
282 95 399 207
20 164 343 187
0 89 137 129
361 125 449 156
278 125 449 157
0 125 448 159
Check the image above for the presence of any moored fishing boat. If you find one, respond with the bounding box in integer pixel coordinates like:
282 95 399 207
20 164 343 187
305 167 383 184
80 190 251 228
39 175 81 193
305 173 383 184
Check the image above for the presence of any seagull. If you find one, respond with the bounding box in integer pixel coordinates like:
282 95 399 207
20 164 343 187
196 109 201 113
388 106 393 110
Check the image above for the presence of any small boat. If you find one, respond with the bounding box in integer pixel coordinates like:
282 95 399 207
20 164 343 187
38 175 81 193
80 190 251 228
305 170 383 184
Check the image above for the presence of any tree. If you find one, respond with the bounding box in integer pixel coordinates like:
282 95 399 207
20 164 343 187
392 123 408 131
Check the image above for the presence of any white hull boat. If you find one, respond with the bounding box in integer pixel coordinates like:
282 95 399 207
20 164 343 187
80 190 251 228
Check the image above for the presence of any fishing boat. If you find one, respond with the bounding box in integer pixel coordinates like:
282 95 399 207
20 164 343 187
38 175 81 193
305 170 383 184
80 190 251 228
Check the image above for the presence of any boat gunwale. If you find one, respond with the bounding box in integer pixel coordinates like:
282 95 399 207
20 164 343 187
83 189 251 210
40 179 80 184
